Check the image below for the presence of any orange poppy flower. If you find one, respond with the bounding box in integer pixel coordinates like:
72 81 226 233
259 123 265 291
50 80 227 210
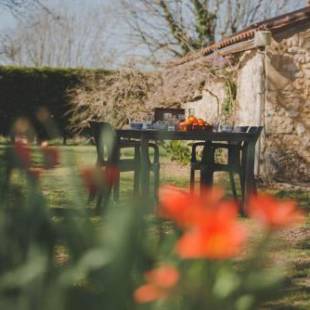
248 194 304 230
134 265 179 304
158 185 200 226
177 202 247 260
14 140 32 168
177 222 247 260
134 284 167 303
105 165 120 187
158 185 225 227
41 146 60 169
80 167 99 196
80 165 120 195
145 265 180 289
200 186 225 206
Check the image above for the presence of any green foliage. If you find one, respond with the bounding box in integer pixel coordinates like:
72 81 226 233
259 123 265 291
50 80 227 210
222 78 237 122
0 66 112 138
0 145 151 310
193 0 216 45
0 133 307 309
162 141 191 165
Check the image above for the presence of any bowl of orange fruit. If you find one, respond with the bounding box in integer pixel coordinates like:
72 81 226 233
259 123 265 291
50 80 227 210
178 115 212 131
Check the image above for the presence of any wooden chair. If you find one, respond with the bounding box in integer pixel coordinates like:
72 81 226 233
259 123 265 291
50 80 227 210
190 141 207 192
90 122 140 208
146 142 160 199
190 126 262 201
90 122 160 208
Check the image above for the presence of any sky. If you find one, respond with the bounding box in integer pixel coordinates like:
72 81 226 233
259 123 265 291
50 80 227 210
0 0 149 38
0 7 15 29
0 0 135 66
0 0 121 32
0 0 307 68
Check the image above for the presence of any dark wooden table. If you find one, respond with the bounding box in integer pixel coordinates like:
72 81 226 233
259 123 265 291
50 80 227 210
115 129 258 206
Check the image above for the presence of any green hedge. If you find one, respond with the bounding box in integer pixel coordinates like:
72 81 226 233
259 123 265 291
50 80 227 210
0 66 111 139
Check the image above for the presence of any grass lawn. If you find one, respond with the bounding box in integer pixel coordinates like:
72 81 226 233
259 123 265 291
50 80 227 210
1 144 309 309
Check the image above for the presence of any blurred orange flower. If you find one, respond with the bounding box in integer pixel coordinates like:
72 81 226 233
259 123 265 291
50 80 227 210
158 185 200 227
80 165 120 195
176 201 247 260
134 265 179 304
105 165 120 187
14 140 32 168
134 284 167 303
159 186 246 259
248 194 304 230
41 146 60 169
145 265 180 288
159 186 224 227
80 167 98 196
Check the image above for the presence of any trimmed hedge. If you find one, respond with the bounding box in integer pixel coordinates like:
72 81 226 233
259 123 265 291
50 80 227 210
0 66 111 139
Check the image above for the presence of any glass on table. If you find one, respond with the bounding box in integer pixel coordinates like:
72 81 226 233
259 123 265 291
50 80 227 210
187 108 195 118
142 114 154 129
212 116 222 132
129 118 143 130
219 124 234 132
163 112 172 122
177 113 185 121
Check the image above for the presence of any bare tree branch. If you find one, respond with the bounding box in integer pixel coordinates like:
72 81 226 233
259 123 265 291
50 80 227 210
120 0 306 63
0 0 56 19
0 5 117 68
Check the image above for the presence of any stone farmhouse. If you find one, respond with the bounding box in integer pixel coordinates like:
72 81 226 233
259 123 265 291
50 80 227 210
171 6 310 183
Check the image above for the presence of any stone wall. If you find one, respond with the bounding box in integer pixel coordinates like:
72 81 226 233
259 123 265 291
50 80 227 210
183 78 225 124
182 26 310 183
184 51 265 127
235 51 265 126
234 51 266 176
184 52 265 175
263 27 310 182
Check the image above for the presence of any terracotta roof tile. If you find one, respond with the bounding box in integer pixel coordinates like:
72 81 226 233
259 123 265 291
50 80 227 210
169 6 310 66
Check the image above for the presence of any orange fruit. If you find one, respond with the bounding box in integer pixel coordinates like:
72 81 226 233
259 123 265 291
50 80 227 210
197 118 206 126
178 121 188 131
187 115 198 125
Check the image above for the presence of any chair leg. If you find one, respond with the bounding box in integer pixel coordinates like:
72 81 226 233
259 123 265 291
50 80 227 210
153 164 160 200
190 167 195 193
88 191 96 203
133 167 140 195
201 166 213 190
146 170 151 196
95 185 113 214
133 146 141 196
229 171 238 200
239 171 245 202
200 142 214 189
95 193 102 214
252 175 258 195
239 171 250 216
113 179 120 202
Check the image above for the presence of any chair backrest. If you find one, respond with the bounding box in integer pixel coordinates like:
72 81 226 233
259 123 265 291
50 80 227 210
234 126 262 151
229 126 249 146
90 122 116 165
234 126 249 133
247 126 263 143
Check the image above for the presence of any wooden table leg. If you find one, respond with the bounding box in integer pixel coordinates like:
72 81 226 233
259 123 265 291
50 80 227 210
242 141 256 214
112 136 121 202
201 141 214 191
140 136 149 197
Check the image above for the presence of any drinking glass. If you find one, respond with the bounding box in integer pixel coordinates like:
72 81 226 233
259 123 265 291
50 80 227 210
187 108 195 117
